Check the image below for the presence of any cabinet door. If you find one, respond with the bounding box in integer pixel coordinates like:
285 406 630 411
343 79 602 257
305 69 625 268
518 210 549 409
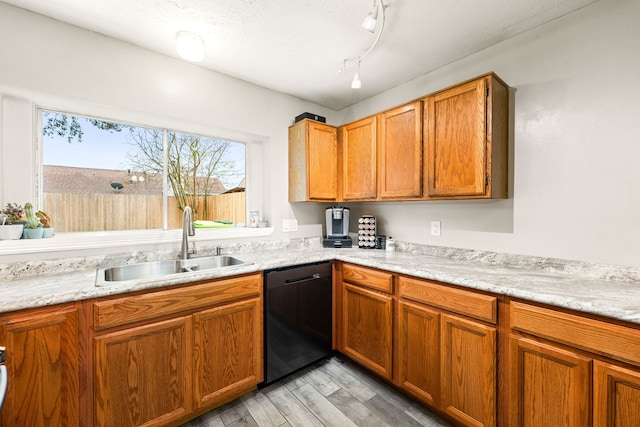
288 119 338 202
94 316 192 427
340 283 393 379
441 314 496 427
193 297 262 410
425 78 487 197
396 300 440 407
594 360 640 426
378 101 422 199
342 116 377 200
0 305 80 427
510 335 591 427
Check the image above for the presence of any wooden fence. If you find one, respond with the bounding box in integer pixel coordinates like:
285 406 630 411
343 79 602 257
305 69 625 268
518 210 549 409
44 192 246 232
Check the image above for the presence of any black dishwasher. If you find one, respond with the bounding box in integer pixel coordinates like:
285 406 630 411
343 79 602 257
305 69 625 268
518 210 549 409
263 261 333 385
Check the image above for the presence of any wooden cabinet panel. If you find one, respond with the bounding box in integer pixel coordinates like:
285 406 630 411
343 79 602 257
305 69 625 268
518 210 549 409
342 116 377 200
425 74 508 199
594 361 640 426
510 301 640 367
340 283 393 380
378 101 422 199
94 316 192 427
510 335 591 427
193 297 262 410
396 300 440 407
399 275 497 323
94 273 261 330
441 314 496 427
289 119 338 202
342 263 393 293
0 304 80 427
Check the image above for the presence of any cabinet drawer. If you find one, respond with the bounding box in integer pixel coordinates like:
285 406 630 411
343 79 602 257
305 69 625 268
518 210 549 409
511 301 640 367
94 273 262 330
399 276 497 324
343 264 393 294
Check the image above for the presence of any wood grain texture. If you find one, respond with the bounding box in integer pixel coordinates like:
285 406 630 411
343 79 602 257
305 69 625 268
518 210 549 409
94 273 262 330
399 275 497 323
193 297 263 410
509 335 591 427
342 264 393 294
377 101 423 199
593 360 640 426
94 316 193 427
440 314 496 427
0 304 81 427
395 300 440 407
424 73 508 200
342 116 377 201
288 119 338 202
340 283 393 380
510 301 640 367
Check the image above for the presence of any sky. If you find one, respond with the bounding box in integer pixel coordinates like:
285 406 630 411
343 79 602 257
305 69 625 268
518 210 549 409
42 114 246 188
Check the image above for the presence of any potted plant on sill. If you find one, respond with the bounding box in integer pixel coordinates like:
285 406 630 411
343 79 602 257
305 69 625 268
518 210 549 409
22 203 43 239
0 203 26 240
36 210 54 238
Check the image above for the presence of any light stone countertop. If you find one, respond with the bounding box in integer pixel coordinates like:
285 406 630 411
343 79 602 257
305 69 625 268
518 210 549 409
1 241 640 326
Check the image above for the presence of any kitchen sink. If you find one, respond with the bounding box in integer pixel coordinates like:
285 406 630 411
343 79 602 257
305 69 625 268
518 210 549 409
96 255 251 286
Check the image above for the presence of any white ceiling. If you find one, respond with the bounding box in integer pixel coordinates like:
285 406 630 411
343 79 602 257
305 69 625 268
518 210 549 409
3 0 599 110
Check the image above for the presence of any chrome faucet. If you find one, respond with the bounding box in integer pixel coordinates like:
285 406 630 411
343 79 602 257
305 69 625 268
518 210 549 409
180 206 195 260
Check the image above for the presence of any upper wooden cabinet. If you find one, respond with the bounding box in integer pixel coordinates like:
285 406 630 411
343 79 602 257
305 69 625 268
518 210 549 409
377 101 423 200
289 119 338 202
341 116 377 201
424 74 508 199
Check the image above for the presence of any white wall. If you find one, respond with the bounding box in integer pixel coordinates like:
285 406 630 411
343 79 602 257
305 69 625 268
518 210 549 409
1 0 639 269
0 2 334 243
337 0 640 268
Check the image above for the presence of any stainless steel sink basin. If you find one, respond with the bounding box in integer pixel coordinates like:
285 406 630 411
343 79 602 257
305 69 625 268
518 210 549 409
96 255 251 286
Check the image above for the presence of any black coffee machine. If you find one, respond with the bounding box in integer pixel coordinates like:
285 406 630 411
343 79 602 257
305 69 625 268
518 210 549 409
323 206 352 248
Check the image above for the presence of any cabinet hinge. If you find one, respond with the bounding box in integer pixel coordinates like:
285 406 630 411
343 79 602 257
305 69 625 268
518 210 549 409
486 175 489 186
486 86 490 98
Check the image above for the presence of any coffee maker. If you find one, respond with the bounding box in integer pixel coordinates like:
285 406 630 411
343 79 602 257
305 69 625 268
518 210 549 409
323 206 352 248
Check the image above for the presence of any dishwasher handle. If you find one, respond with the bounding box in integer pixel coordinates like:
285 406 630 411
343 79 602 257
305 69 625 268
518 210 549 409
284 273 321 285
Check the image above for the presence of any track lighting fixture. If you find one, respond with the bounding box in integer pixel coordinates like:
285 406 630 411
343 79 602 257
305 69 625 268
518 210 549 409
176 31 204 62
362 3 379 33
341 0 387 90
351 60 362 89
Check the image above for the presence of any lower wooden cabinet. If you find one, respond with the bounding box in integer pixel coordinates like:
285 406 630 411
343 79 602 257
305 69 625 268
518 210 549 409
94 316 192 427
340 282 393 380
509 335 591 426
0 303 82 427
593 361 640 426
396 277 497 427
441 314 496 427
92 273 263 427
510 301 640 427
193 298 262 409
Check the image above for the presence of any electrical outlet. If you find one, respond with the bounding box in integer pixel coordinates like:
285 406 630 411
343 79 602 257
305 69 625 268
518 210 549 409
431 220 441 236
282 219 298 232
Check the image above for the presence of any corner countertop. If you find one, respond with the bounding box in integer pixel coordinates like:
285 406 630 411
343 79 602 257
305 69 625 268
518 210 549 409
2 245 640 326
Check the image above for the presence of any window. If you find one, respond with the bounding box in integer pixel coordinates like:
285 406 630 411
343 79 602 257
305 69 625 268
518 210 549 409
41 110 246 232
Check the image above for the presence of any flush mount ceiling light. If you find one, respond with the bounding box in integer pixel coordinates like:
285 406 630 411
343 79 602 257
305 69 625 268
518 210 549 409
176 31 204 62
341 0 387 90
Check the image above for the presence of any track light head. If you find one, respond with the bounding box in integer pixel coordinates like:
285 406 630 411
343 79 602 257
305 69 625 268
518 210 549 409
362 5 379 33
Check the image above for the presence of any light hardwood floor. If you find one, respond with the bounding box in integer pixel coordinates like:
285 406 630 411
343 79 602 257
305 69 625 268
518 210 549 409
181 356 453 427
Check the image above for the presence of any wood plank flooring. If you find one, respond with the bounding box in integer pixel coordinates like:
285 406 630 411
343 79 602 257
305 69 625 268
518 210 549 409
181 356 453 427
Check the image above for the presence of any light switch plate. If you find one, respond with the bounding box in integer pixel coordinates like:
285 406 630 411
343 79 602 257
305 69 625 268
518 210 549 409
282 219 298 232
431 220 441 236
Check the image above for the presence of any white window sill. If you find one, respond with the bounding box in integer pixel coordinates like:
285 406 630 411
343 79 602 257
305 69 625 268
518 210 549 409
0 227 274 256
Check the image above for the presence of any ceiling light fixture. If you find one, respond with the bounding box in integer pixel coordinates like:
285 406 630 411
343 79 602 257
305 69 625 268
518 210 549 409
176 31 204 62
351 60 362 89
341 0 387 90
361 4 379 33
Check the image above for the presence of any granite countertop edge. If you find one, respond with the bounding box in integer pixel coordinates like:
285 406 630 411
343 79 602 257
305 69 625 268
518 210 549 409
2 247 639 326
